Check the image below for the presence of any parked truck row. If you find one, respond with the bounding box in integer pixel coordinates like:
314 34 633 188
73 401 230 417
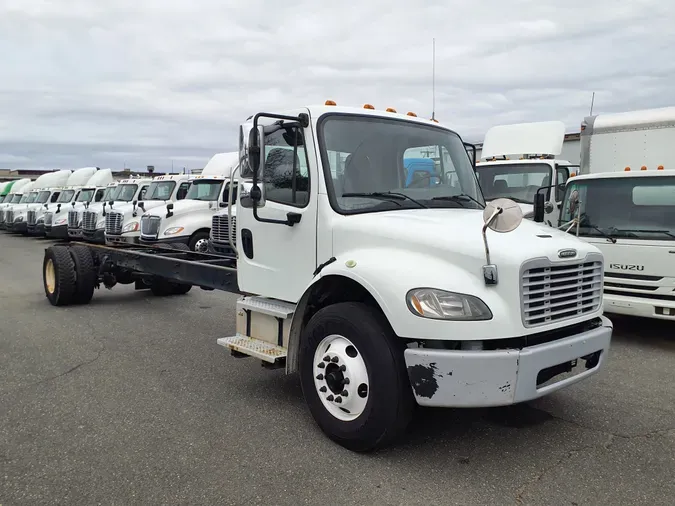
33 101 617 452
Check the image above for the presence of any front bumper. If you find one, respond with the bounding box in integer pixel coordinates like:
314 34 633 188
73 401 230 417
46 224 69 239
208 239 235 256
9 221 27 233
105 233 140 246
603 293 675 321
68 227 83 240
82 228 105 244
139 235 190 246
404 316 613 408
27 223 45 236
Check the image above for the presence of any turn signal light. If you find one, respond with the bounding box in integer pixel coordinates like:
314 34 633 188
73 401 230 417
386 107 397 113
325 100 336 106
641 165 647 170
406 112 417 117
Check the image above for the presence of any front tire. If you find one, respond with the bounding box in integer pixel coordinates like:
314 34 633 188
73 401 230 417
299 302 414 452
188 231 210 252
43 245 77 306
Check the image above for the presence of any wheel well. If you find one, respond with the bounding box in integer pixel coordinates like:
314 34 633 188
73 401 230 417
190 227 211 239
286 275 387 374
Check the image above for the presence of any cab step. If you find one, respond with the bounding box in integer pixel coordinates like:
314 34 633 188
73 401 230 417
238 296 296 318
217 334 287 363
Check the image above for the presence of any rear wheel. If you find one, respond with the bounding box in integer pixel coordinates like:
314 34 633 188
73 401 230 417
299 302 415 452
43 245 77 306
69 245 96 304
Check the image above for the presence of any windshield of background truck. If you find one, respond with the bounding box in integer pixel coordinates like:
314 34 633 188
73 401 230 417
115 184 137 202
36 191 51 204
185 180 222 201
316 115 483 213
475 163 552 204
560 176 675 241
76 189 95 202
145 181 176 200
12 194 23 203
23 192 38 204
57 190 76 203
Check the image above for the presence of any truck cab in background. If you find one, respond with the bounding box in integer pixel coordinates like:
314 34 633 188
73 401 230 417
0 178 32 229
9 170 72 234
475 121 578 224
105 174 191 246
139 153 239 251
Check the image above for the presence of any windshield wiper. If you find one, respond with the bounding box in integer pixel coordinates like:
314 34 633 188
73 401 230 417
610 228 675 239
341 192 427 208
504 196 531 205
431 194 485 209
579 225 617 243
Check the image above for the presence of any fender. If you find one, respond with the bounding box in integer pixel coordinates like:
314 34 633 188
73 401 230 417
285 247 514 373
158 208 215 238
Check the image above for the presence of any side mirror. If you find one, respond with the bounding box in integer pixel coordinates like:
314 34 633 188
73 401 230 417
464 142 477 168
219 202 227 208
533 193 545 222
138 201 145 211
132 200 137 206
166 202 174 218
248 127 261 176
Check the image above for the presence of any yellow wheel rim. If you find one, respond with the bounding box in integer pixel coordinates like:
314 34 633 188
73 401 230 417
45 258 56 294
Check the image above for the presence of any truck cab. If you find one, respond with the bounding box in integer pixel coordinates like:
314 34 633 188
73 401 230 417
139 153 239 251
0 178 31 228
82 178 152 243
476 121 578 224
48 169 114 239
105 175 191 246
10 170 72 234
1 181 34 230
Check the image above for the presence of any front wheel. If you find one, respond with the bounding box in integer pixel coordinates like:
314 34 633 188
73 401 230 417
299 302 415 452
188 231 210 252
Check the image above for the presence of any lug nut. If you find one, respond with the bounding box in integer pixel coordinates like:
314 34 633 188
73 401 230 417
339 365 346 372
316 374 324 380
326 395 334 401
342 378 350 385
317 362 325 369
331 356 339 363
335 396 342 403
319 386 327 392
323 356 330 362
341 390 348 396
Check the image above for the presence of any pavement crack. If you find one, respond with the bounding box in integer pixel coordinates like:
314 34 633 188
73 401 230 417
19 345 105 391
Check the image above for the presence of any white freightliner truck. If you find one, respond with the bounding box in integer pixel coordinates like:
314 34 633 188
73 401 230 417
47 169 115 240
1 180 34 230
9 170 72 234
30 167 99 236
42 102 613 452
71 181 118 241
0 178 32 228
531 106 675 321
139 153 239 251
475 121 579 224
105 174 192 246
81 178 152 244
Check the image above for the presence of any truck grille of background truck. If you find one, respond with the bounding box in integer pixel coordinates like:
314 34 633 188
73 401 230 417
82 211 97 231
521 258 603 327
44 212 53 226
27 210 36 226
0 210 5 224
68 210 79 228
211 215 236 244
105 211 123 235
6 210 14 224
140 216 161 238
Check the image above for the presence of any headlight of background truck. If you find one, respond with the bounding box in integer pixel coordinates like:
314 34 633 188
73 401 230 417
164 227 184 236
122 221 139 233
406 288 493 320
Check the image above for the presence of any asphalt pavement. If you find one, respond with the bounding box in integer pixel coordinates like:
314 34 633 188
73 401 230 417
1 233 674 505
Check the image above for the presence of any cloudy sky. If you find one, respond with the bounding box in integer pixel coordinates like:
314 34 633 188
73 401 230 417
1 0 674 171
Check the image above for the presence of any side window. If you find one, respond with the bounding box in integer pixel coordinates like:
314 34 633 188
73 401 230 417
50 192 60 203
138 185 148 200
94 189 105 202
176 182 190 200
556 167 570 202
262 126 309 207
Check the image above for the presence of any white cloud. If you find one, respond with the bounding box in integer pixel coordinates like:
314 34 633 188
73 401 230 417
1 0 675 169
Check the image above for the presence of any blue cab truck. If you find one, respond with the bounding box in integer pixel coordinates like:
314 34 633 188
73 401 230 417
404 157 437 186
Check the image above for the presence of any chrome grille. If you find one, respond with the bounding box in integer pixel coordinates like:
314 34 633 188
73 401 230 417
211 215 236 244
68 210 79 228
105 211 123 235
44 212 53 226
521 256 603 328
82 210 98 231
6 210 14 224
27 210 36 225
0 210 5 224
140 215 161 237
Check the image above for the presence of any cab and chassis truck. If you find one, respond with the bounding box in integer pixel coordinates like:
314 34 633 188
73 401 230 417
40 103 613 452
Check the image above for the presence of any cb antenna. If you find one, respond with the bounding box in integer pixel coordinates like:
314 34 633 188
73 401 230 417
589 91 595 115
431 38 436 121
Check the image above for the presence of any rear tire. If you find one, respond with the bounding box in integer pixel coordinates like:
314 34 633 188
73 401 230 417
298 302 415 452
69 245 96 304
43 245 77 306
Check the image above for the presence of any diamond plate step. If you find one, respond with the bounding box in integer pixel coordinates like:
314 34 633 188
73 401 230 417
238 296 296 318
217 334 287 363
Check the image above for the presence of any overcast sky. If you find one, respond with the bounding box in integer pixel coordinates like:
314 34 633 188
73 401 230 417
1 0 674 170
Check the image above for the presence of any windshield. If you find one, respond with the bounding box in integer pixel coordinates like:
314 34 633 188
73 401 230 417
76 189 95 202
15 194 26 203
476 162 553 204
185 180 223 201
23 192 38 204
317 115 483 213
145 181 176 200
560 175 675 241
36 191 51 204
115 184 138 202
57 190 76 203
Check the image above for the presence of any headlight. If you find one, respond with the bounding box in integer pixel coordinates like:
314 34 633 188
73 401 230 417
122 221 139 233
164 227 184 236
406 288 492 321
55 217 67 225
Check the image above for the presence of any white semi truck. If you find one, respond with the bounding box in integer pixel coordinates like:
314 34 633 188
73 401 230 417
532 106 675 321
139 153 239 251
475 121 579 224
29 167 99 236
8 170 72 234
42 102 613 452
47 169 115 239
81 178 153 244
70 181 119 241
1 180 34 230
105 174 192 246
0 178 32 228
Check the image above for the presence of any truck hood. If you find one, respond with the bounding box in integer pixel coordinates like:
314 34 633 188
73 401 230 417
332 208 600 270
583 237 675 278
112 200 168 220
